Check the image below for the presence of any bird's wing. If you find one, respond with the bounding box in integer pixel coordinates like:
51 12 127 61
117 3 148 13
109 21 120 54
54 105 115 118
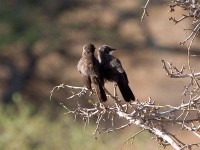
110 57 124 73
93 57 105 85
122 71 129 84
110 57 129 83
77 58 92 89
77 58 83 73
82 74 92 90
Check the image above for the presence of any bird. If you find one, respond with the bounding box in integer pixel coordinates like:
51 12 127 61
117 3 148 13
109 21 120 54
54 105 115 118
77 43 107 102
98 45 135 102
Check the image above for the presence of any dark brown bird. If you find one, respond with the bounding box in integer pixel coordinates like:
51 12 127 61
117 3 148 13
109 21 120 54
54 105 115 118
77 43 107 102
98 45 135 102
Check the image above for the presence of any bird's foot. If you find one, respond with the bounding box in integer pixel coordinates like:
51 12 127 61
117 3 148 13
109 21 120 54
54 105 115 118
113 84 118 98
89 90 93 96
99 102 106 110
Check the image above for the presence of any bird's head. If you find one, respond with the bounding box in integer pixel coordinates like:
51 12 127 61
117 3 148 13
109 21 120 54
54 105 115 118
82 43 96 56
98 45 116 55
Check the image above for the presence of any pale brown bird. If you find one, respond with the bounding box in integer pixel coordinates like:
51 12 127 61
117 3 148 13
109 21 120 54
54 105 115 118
98 45 135 102
77 43 107 102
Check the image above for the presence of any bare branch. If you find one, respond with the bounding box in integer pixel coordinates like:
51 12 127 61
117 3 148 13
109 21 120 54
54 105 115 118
50 79 200 150
49 2 200 149
123 129 146 145
141 0 150 22
161 59 200 78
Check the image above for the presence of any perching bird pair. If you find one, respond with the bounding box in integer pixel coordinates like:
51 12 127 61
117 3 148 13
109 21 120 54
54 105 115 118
77 43 135 103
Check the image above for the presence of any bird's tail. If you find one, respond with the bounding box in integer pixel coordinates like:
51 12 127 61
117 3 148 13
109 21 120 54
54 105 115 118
92 78 107 102
117 77 135 102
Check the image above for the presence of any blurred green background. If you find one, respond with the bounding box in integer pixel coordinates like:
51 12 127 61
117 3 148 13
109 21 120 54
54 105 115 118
0 0 200 149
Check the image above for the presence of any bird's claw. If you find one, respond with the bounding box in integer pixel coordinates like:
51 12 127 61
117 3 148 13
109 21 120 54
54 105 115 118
89 90 93 96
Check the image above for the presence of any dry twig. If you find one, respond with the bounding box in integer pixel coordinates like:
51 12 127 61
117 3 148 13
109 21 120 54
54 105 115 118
50 78 200 150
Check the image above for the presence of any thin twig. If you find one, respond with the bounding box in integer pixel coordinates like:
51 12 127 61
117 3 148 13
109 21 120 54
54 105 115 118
141 0 150 22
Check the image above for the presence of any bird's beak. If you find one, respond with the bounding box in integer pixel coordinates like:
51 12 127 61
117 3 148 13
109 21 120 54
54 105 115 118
110 48 116 51
109 48 116 55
